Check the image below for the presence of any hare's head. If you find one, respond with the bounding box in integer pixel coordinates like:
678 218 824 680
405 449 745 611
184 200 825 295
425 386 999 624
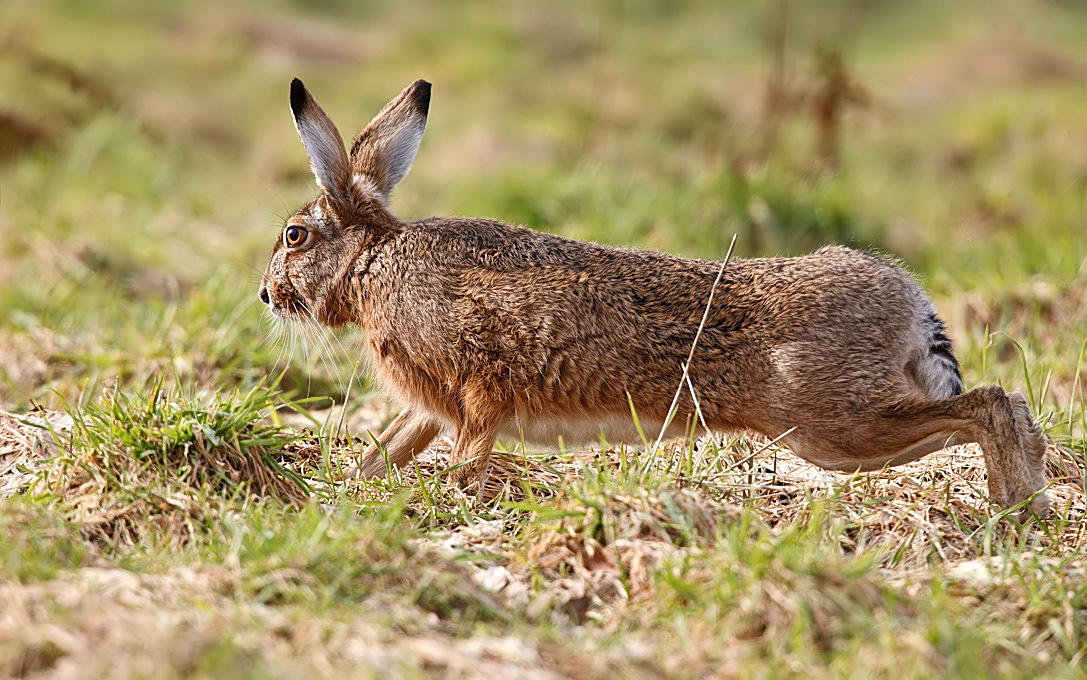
259 78 430 326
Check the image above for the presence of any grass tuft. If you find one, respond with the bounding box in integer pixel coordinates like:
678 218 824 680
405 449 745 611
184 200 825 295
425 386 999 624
23 382 307 551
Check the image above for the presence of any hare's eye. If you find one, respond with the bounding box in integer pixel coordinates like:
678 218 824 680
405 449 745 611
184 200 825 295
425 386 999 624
284 225 308 248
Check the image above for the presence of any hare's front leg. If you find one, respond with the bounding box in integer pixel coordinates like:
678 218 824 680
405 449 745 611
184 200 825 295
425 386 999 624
358 408 441 479
448 419 501 493
447 382 506 492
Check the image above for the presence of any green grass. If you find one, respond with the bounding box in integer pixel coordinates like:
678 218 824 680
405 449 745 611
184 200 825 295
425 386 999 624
1 0 1085 677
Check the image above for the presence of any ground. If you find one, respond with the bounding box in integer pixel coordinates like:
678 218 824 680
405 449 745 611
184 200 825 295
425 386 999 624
0 0 1085 678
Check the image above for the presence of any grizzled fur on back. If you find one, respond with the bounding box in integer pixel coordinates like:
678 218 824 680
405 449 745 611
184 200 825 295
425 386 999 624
259 79 1049 519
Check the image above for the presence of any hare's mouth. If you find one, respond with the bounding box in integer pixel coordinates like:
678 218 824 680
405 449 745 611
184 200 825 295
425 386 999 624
264 302 291 322
260 281 317 324
267 300 314 324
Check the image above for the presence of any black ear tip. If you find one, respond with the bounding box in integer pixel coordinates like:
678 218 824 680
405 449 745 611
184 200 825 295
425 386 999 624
289 78 307 113
410 80 431 112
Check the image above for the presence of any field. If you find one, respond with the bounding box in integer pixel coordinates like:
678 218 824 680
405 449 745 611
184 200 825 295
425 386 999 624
1 0 1086 677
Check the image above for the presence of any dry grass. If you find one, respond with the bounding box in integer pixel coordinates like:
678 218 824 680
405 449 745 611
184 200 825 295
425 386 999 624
0 564 580 680
279 414 1086 630
328 431 1084 555
1 392 1085 677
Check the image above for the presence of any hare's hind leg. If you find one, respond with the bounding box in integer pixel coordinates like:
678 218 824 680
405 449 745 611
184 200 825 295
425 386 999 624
887 385 1048 517
358 408 442 479
794 385 1048 517
1007 389 1050 512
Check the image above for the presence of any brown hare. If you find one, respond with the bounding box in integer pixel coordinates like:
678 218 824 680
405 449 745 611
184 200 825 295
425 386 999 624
259 79 1050 518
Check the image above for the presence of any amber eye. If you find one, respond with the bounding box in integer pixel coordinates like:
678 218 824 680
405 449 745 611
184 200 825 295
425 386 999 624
284 225 308 248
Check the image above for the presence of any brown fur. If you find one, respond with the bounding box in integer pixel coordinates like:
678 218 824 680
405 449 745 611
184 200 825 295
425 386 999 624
260 79 1050 519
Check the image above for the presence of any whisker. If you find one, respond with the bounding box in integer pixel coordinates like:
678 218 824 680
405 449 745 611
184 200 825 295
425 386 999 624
263 310 289 377
299 301 349 397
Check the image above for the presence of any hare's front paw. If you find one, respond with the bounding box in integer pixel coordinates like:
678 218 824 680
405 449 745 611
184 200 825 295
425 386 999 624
449 454 499 502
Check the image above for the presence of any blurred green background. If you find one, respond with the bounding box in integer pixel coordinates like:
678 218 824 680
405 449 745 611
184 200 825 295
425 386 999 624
1 0 1085 418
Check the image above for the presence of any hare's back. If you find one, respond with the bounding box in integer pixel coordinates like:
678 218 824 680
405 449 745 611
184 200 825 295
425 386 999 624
395 220 927 374
403 220 923 339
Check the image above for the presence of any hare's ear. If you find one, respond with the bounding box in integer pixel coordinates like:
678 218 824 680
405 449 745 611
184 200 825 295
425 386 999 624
290 79 351 198
348 79 430 204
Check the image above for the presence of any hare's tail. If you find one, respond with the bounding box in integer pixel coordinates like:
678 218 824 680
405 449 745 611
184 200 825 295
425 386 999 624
920 311 964 399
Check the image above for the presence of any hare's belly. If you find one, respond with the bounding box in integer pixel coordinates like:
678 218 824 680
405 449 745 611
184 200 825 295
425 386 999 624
496 413 689 448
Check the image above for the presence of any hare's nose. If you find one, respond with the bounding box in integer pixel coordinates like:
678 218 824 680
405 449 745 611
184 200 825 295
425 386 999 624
259 286 270 305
